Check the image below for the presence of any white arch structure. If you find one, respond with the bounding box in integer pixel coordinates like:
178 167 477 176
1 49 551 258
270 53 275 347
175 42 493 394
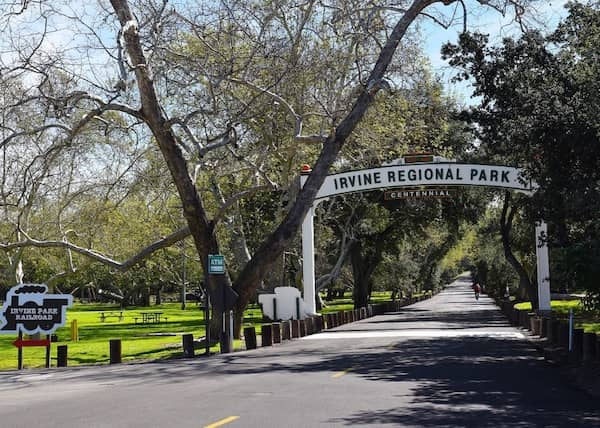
300 162 551 316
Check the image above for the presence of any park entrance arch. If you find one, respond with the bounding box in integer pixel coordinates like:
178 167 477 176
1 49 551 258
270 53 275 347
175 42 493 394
299 157 550 316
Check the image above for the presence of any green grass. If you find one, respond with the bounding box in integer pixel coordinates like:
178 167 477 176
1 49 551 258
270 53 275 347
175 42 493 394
513 299 600 333
0 302 224 370
0 291 397 370
318 291 400 314
513 300 581 312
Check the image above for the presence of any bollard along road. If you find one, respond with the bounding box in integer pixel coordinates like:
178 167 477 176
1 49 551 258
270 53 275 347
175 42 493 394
0 274 599 428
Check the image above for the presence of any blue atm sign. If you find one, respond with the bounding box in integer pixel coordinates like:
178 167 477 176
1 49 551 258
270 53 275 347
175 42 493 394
208 254 225 274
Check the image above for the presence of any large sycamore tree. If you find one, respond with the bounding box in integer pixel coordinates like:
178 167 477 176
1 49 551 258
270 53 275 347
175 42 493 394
1 0 538 337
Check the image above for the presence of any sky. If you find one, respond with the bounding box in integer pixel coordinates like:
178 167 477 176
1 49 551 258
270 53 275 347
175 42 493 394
0 0 573 103
416 0 572 104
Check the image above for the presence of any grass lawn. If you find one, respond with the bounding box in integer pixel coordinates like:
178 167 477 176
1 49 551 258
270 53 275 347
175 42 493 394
0 291 396 371
0 302 221 370
513 300 600 333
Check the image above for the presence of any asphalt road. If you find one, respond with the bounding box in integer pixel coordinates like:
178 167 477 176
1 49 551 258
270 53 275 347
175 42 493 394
1 275 599 428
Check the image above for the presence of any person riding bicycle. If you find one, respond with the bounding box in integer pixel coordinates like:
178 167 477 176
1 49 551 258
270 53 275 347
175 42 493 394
473 282 481 300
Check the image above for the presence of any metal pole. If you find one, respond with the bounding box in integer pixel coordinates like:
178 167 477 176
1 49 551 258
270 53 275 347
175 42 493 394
219 276 229 353
181 241 187 310
204 277 210 356
568 309 573 352
45 334 51 368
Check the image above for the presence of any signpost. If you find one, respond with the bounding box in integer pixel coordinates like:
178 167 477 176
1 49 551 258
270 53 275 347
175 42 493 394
0 283 73 369
205 254 237 354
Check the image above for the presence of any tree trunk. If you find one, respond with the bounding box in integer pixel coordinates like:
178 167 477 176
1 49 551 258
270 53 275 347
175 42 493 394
500 192 539 310
110 0 234 336
350 242 369 308
111 0 448 339
315 234 355 292
231 0 438 337
349 241 382 309
155 285 162 305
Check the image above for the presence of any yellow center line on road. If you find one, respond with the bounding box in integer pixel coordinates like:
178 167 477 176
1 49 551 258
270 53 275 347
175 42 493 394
203 416 240 428
331 367 354 378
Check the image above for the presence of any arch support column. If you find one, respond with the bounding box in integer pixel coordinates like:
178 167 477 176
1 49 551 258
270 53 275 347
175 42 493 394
535 221 551 312
301 207 317 316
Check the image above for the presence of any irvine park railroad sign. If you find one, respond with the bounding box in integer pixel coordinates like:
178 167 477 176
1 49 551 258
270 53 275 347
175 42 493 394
0 283 73 335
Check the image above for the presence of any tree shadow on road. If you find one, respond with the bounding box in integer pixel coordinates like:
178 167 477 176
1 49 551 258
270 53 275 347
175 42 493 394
324 337 599 427
220 336 600 427
358 308 510 329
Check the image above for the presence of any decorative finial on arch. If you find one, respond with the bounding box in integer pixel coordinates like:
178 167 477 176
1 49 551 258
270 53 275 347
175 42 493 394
301 164 312 175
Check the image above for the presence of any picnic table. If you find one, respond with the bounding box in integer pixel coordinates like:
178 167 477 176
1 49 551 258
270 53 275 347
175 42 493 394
99 311 124 322
135 312 166 324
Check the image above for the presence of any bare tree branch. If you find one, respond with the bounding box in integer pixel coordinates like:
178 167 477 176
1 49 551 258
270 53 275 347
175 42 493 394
213 185 273 224
1 225 191 271
228 77 328 143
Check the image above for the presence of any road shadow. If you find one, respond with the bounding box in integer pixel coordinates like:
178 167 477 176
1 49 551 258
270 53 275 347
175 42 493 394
218 336 600 427
351 307 510 331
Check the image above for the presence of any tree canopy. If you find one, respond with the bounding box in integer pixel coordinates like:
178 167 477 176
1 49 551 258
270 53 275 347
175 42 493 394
442 1 600 307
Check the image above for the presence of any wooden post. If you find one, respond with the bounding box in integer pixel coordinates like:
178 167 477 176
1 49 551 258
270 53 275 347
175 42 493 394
582 332 596 363
57 345 68 367
540 317 550 338
571 328 584 360
109 339 122 364
291 320 300 338
315 315 323 333
530 316 541 336
299 319 307 337
329 313 336 328
305 317 313 335
262 324 273 347
272 323 281 344
550 319 561 344
243 326 257 350
281 321 291 340
71 319 79 341
182 334 195 358
558 322 570 348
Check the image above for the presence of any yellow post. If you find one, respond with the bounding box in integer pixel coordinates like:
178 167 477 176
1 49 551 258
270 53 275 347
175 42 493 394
71 319 79 342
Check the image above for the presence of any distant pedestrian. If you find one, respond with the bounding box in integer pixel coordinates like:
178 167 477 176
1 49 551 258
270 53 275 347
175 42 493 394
473 283 481 300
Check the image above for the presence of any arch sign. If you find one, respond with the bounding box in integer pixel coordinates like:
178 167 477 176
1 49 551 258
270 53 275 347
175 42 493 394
315 162 534 199
299 158 550 316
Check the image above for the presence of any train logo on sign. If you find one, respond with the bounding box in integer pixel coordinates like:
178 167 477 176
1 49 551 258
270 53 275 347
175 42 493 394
0 284 73 335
